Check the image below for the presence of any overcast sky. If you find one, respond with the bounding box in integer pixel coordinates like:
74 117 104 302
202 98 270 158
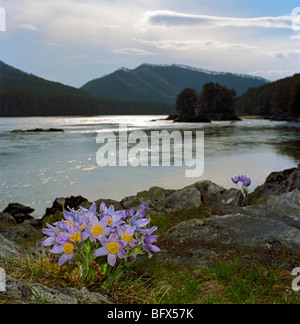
0 0 299 87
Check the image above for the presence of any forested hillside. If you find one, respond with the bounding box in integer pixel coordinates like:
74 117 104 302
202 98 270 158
235 74 300 121
81 64 268 103
0 61 173 116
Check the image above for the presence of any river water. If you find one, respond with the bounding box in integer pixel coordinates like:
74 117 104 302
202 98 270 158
0 115 299 217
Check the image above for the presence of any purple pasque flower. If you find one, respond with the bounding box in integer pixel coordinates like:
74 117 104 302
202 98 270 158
50 232 76 266
56 197 65 206
118 225 139 247
239 175 246 182
142 226 160 258
99 202 115 218
126 208 136 217
63 203 96 230
94 233 126 267
99 202 124 228
129 213 150 232
85 213 110 242
68 224 89 244
41 223 60 247
231 176 240 184
139 202 149 211
231 175 251 187
63 209 81 229
242 176 251 187
138 202 149 218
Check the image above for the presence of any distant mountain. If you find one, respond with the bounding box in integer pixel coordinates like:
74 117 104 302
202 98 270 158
0 61 173 117
236 74 300 121
81 63 269 103
0 60 87 96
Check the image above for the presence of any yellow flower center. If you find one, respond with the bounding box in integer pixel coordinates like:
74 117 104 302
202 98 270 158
93 225 103 236
107 242 119 255
67 221 73 227
79 224 87 231
105 216 112 225
122 233 133 243
70 232 81 243
63 243 75 255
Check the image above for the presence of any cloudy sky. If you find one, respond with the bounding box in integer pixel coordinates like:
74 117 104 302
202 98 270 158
0 0 299 87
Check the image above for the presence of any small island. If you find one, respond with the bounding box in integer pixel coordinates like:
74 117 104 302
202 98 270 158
12 128 65 133
169 82 241 123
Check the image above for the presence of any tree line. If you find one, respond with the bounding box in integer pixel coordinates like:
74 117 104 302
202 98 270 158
235 74 300 120
174 82 240 122
0 91 174 117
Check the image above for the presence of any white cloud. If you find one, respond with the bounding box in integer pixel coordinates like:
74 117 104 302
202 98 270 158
18 24 39 31
134 38 259 53
134 38 215 50
136 10 294 31
111 48 157 56
249 69 299 80
268 49 300 59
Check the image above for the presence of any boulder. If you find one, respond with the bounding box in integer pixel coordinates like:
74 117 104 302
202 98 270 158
119 180 228 216
0 233 24 260
159 195 300 266
3 203 34 215
0 213 17 227
120 186 176 210
5 275 113 304
153 184 202 214
0 221 43 244
2 203 34 224
247 166 300 204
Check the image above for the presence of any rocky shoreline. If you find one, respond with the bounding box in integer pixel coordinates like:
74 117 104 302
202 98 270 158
0 164 299 303
166 113 241 123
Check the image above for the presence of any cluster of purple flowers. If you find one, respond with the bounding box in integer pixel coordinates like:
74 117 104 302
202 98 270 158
231 175 251 187
41 202 160 267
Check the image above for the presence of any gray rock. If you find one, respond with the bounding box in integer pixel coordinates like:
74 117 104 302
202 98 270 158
120 186 176 210
0 233 24 260
154 184 201 214
282 188 300 205
0 221 42 244
5 276 114 304
2 203 34 224
248 166 300 203
266 193 300 221
217 188 244 206
160 201 300 267
2 203 34 216
195 180 226 203
0 213 17 227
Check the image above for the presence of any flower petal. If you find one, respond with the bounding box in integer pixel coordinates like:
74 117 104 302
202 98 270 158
117 248 126 259
58 253 70 266
108 253 117 267
41 236 56 247
94 247 108 257
50 244 64 254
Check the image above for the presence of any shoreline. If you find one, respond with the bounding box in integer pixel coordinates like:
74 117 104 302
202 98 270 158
0 165 299 304
0 164 299 239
